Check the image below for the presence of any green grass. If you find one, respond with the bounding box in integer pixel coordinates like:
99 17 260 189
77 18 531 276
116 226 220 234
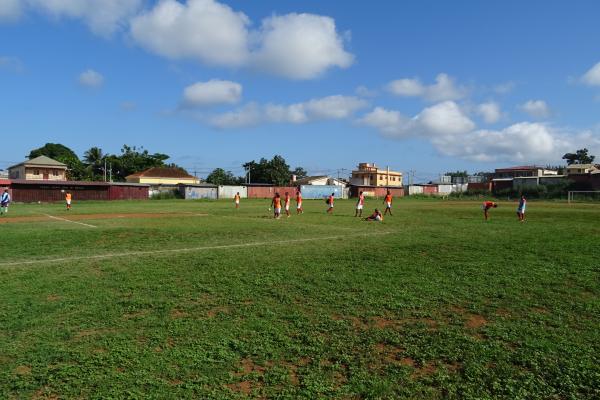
0 198 598 399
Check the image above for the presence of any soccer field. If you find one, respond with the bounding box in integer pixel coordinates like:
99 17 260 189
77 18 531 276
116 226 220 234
0 198 598 399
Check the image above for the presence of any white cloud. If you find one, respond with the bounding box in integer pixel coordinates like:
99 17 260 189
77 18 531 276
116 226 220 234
520 100 550 118
27 0 142 36
251 13 353 79
209 95 367 129
182 80 242 107
477 101 502 124
387 73 467 102
433 122 572 163
0 0 21 21
359 101 474 138
209 102 262 129
130 1 353 79
355 85 377 97
386 78 424 97
78 69 104 88
0 56 23 72
359 101 587 163
581 61 600 86
130 0 250 67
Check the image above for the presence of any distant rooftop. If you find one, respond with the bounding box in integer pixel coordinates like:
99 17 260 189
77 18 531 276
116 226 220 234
9 156 67 169
127 167 196 179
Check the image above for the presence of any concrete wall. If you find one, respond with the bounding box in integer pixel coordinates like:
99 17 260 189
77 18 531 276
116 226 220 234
179 185 218 200
218 185 248 199
247 186 297 198
299 185 344 199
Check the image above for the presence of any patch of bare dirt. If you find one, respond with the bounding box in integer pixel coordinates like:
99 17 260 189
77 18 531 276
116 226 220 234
234 358 266 376
371 316 396 329
0 212 207 225
373 343 405 365
31 386 59 400
169 379 183 386
46 294 61 302
14 365 31 375
412 361 437 379
170 309 189 319
207 306 230 318
226 380 253 395
465 314 488 329
531 307 549 314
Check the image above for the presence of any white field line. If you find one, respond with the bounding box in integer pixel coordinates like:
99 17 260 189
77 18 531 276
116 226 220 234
3 231 392 268
44 214 97 228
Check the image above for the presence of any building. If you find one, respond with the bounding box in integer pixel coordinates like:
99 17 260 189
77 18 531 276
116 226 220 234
8 156 68 181
565 164 599 175
295 176 346 186
126 167 199 186
493 166 558 179
350 163 403 187
8 180 149 202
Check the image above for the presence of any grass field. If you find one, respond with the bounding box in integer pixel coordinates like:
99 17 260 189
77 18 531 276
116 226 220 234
0 198 598 399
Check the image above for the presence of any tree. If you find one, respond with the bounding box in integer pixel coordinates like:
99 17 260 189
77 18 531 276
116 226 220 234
83 146 105 180
242 155 301 185
110 145 171 181
291 167 308 180
28 143 86 180
562 148 595 165
445 170 468 178
206 168 240 185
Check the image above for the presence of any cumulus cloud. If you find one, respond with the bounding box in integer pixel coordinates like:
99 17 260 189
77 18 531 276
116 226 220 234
433 123 571 163
355 85 377 97
130 0 353 79
209 95 367 129
387 73 467 102
0 0 21 21
130 0 250 67
476 101 502 124
520 100 550 118
359 101 474 138
78 69 104 88
493 81 516 94
359 101 585 163
182 80 242 107
581 61 600 86
25 0 142 36
251 13 353 79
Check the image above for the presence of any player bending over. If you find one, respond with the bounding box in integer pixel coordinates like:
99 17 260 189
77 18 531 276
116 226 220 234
355 191 365 217
383 191 393 216
365 208 383 222
65 192 72 211
296 189 303 214
284 192 291 218
326 193 334 214
234 192 240 209
0 189 10 215
271 192 282 219
483 200 497 221
517 195 526 222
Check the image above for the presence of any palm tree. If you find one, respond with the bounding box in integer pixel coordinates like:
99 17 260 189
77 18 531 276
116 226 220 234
84 147 105 180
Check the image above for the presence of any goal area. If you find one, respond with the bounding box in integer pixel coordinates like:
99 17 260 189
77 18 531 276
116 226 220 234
567 191 600 203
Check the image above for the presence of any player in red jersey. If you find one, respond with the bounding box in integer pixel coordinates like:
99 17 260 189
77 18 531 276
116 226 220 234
326 192 334 214
483 201 498 221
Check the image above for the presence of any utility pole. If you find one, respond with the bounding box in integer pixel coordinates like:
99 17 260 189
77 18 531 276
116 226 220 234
109 162 112 182
104 158 107 182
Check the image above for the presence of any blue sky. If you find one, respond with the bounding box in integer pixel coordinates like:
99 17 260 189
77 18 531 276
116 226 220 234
1 0 600 181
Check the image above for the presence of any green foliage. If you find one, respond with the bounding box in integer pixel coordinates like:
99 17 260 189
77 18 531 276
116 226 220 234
562 148 595 165
243 155 306 186
28 143 182 182
445 170 469 178
28 143 86 180
496 181 573 199
0 199 598 398
206 168 241 185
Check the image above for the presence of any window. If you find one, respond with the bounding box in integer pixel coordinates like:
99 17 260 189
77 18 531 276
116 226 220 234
34 169 39 175
53 170 59 176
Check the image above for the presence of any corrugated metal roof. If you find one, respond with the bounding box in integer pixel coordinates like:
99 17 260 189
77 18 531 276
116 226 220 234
9 156 67 169
126 167 196 179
